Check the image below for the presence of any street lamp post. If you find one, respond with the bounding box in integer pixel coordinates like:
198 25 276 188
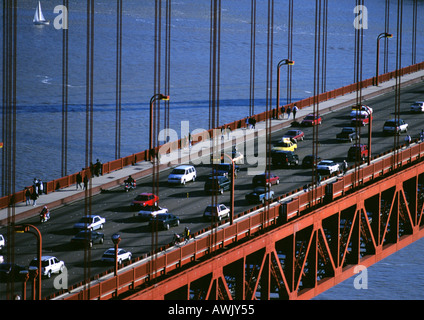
223 153 235 225
149 94 170 153
14 224 42 300
375 32 393 86
276 59 294 119
111 233 121 277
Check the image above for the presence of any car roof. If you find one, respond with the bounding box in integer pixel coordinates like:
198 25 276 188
173 165 194 169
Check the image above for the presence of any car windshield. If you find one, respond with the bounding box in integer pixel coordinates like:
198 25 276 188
134 194 149 201
154 214 168 220
304 115 314 120
342 128 355 132
171 169 185 174
103 249 115 255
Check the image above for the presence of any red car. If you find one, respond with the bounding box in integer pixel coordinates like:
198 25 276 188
131 193 159 208
301 114 322 126
282 129 305 142
351 114 369 126
252 173 280 187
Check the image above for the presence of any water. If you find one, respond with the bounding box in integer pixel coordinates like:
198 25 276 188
2 0 424 299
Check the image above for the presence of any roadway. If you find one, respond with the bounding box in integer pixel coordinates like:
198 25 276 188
1 80 424 299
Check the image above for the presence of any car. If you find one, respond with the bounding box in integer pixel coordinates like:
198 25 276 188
245 187 275 204
336 127 359 142
149 213 180 231
271 150 299 167
131 193 159 208
71 230 105 247
167 165 196 185
73 215 106 231
347 144 369 161
204 176 231 194
0 263 26 282
282 129 305 142
302 154 322 168
211 163 239 178
350 114 369 126
29 256 65 279
252 173 280 187
383 119 408 135
0 256 3 264
410 101 424 113
101 248 132 264
301 114 322 126
271 138 297 152
138 205 168 221
317 160 340 175
0 234 4 250
203 204 230 221
349 105 373 118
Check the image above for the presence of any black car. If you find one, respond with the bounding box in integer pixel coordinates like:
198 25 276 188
204 176 231 194
271 150 299 167
302 154 322 168
0 263 26 282
149 213 180 231
71 230 105 247
336 127 359 142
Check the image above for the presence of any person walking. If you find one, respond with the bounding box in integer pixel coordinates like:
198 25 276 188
281 106 285 119
286 106 291 119
76 172 82 190
342 160 348 175
31 189 38 206
38 179 44 195
25 188 31 206
83 175 89 190
292 104 298 120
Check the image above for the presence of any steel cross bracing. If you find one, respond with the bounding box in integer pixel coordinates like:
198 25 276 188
57 141 424 300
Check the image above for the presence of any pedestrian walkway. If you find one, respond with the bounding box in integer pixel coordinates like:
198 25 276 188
1 69 423 226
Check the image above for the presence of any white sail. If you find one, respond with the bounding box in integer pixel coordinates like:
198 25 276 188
33 1 49 25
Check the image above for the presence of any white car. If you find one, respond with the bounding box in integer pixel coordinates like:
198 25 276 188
167 165 196 185
29 256 65 278
410 101 424 113
73 215 106 231
138 206 168 220
101 248 132 264
203 204 230 221
349 105 373 118
317 160 340 175
0 234 4 250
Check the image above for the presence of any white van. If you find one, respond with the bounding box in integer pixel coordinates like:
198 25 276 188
167 165 196 185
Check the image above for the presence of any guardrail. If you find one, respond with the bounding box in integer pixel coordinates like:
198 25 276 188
1 62 423 211
50 137 424 300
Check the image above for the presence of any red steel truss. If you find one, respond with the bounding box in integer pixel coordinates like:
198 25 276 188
57 142 424 300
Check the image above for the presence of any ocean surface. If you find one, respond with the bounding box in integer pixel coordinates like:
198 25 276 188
1 0 424 299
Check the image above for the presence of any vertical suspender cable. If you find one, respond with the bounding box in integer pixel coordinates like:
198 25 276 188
321 0 328 93
84 0 95 292
164 0 171 136
394 0 403 166
286 0 293 104
115 0 122 159
411 0 417 65
61 0 69 176
249 0 256 117
384 0 390 73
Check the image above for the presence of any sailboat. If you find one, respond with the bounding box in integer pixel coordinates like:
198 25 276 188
33 1 50 25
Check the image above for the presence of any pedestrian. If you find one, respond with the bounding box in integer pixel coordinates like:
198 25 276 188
420 130 424 142
250 117 256 129
95 159 102 176
31 189 38 206
38 179 43 195
317 173 321 186
292 104 298 120
286 106 291 119
342 160 348 175
76 172 82 190
245 116 250 129
25 188 31 206
405 134 411 146
281 106 285 119
83 175 89 190
33 178 38 195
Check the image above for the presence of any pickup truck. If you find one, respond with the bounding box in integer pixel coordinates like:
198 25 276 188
245 187 275 204
317 160 340 175
383 119 408 135
211 163 239 178
336 127 359 142
203 204 230 221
